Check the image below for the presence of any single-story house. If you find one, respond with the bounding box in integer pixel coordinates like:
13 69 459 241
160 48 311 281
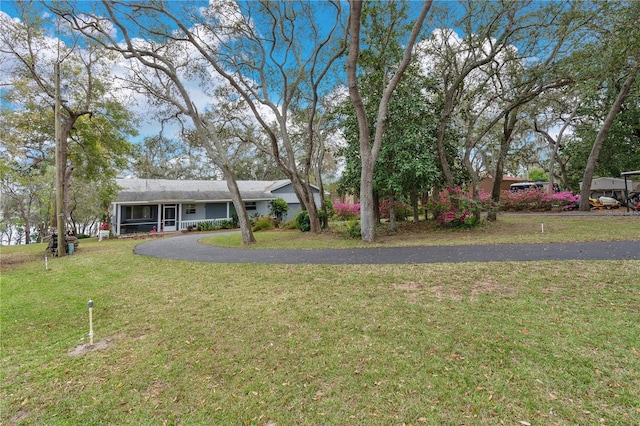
478 175 525 193
111 178 322 235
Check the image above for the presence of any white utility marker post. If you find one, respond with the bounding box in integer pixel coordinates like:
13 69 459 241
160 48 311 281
87 300 94 345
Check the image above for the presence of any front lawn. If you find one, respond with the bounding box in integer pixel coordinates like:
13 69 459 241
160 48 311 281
1 217 639 424
202 214 640 249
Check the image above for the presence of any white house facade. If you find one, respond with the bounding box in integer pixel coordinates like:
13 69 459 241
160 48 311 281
111 178 322 236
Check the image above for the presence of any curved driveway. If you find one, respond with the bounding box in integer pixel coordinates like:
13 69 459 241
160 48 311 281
134 232 640 264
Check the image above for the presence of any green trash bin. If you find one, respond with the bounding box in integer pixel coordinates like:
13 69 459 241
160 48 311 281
67 243 74 255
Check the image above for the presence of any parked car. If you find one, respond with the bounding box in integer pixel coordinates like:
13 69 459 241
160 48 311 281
509 181 561 193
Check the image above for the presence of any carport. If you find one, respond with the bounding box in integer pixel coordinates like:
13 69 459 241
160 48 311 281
622 170 640 212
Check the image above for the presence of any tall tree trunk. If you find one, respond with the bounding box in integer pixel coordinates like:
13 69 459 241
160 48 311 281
534 109 577 194
411 187 419 222
346 0 431 242
304 182 322 233
435 102 456 186
579 69 639 211
389 191 397 232
288 176 321 233
222 165 256 245
359 157 376 242
24 199 32 244
314 167 328 229
488 110 518 221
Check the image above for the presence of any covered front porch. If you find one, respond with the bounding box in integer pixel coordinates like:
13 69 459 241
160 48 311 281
112 202 235 235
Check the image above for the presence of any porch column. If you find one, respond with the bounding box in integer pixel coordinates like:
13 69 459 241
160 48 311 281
227 202 230 219
178 203 182 230
624 175 629 212
157 204 162 231
115 203 120 236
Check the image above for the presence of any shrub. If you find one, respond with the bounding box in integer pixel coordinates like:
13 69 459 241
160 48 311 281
318 209 326 225
378 199 409 221
324 199 335 218
295 211 311 232
292 210 325 231
219 220 235 229
269 198 289 223
426 187 482 228
197 221 216 231
333 201 360 221
281 219 299 230
245 212 260 225
344 219 361 239
253 216 274 232
500 190 579 212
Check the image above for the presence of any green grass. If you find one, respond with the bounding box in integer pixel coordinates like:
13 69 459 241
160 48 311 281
1 216 640 425
203 214 640 249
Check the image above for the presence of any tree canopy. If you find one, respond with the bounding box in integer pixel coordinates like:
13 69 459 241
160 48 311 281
2 0 638 243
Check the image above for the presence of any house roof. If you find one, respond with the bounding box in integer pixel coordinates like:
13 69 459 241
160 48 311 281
114 178 290 204
480 175 524 182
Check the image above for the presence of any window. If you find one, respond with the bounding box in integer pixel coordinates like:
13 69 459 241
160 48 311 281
244 201 257 211
185 204 196 214
125 205 152 219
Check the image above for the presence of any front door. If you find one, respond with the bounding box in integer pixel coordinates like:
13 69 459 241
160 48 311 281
163 205 177 232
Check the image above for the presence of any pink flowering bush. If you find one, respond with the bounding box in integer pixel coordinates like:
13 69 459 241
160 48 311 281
333 201 361 220
500 190 579 212
426 187 482 228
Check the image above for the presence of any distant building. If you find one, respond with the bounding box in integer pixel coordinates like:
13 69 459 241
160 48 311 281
478 175 525 193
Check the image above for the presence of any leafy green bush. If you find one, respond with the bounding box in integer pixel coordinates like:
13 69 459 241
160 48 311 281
196 222 216 231
269 198 289 223
219 220 235 229
294 209 326 231
324 199 335 219
230 211 239 227
344 219 361 239
295 211 311 232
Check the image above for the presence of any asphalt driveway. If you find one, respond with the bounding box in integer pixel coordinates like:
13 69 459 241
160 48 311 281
134 232 640 264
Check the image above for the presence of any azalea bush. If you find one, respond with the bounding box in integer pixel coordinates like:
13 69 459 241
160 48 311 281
500 190 579 212
426 187 482 228
333 201 360 221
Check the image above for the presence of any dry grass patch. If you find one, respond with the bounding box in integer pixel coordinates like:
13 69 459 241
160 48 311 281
393 275 517 303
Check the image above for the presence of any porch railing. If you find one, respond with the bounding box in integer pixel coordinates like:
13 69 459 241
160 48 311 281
179 218 232 231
